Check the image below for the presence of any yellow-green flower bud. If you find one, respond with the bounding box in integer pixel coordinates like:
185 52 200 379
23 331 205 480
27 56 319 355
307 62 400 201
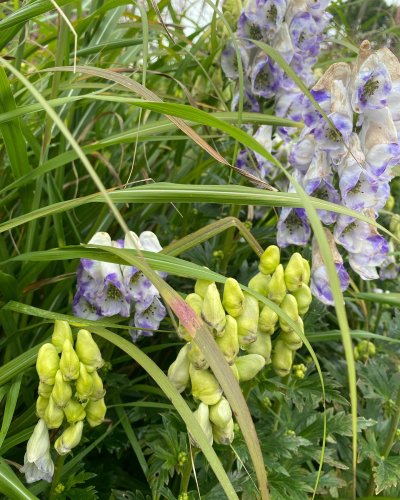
64 398 86 424
213 418 234 445
44 396 64 429
52 370 72 408
216 315 239 365
38 382 53 398
385 194 395 211
284 253 306 291
267 264 286 304
190 403 213 447
230 363 239 380
247 332 272 362
222 278 245 317
188 342 209 370
60 339 80 381
302 259 311 285
279 322 303 351
293 363 307 380
76 363 94 401
272 340 294 377
279 294 300 333
194 279 214 298
178 294 203 341
51 320 73 353
36 396 49 419
236 294 259 346
189 365 222 406
201 283 226 336
235 354 265 382
248 272 271 296
168 344 191 392
258 304 278 334
75 330 104 372
259 245 280 275
186 293 203 315
36 343 59 386
55 421 83 455
209 397 232 428
85 398 107 427
292 284 312 316
90 370 106 401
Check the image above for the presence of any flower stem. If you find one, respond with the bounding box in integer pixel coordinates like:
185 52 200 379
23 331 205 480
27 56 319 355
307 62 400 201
180 449 197 495
48 454 65 500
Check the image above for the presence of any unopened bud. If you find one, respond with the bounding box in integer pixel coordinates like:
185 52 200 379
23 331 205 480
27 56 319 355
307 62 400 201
36 343 59 385
279 320 303 351
194 278 214 298
168 344 191 392
209 397 232 428
302 259 311 284
258 304 278 334
230 363 239 380
55 421 83 455
292 284 312 316
26 419 50 464
52 370 72 408
36 396 49 419
201 283 226 335
236 293 259 346
75 330 104 372
190 402 213 447
44 396 64 429
235 354 265 382
38 382 53 398
279 294 300 332
60 340 80 381
216 315 239 365
51 321 73 353
188 342 209 370
284 253 306 291
189 365 222 406
259 245 280 275
267 265 286 304
385 194 395 211
222 278 245 317
213 417 234 445
76 363 94 401
272 340 294 377
293 363 307 379
90 370 106 400
178 294 203 341
64 398 86 424
248 273 271 296
247 332 272 362
85 398 107 427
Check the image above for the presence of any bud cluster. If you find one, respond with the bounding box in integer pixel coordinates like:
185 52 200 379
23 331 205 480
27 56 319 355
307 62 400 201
168 245 312 447
354 340 376 362
22 321 107 484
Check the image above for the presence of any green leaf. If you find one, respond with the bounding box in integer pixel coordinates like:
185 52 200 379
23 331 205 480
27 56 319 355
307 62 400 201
0 0 74 30
0 457 37 500
0 272 19 301
373 456 400 494
0 376 22 449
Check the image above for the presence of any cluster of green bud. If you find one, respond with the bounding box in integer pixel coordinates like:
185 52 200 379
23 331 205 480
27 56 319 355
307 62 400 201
34 321 107 456
354 340 376 362
253 246 311 378
292 363 307 380
169 245 312 449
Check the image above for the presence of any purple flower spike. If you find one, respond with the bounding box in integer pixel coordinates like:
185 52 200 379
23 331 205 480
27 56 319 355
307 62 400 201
310 231 350 305
231 89 260 113
250 57 281 98
311 263 350 305
72 293 102 321
131 297 167 342
289 12 321 55
277 207 311 247
246 0 287 33
352 54 392 113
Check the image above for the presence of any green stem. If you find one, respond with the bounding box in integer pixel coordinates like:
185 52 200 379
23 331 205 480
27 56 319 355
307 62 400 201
180 449 197 495
48 454 65 499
